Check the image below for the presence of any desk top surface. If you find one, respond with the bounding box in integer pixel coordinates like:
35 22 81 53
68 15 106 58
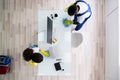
38 10 71 75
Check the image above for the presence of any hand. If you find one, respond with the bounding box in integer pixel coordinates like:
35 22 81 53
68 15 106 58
73 22 79 25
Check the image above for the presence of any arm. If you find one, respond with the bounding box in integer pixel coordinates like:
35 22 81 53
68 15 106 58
73 15 79 25
73 22 79 25
75 15 91 31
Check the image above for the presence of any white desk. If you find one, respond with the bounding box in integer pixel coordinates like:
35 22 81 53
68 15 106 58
38 10 71 75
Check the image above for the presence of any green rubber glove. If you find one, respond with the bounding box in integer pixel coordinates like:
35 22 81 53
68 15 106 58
64 20 73 25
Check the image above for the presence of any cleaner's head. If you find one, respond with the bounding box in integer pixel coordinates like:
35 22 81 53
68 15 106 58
23 48 33 61
31 53 43 63
68 5 80 16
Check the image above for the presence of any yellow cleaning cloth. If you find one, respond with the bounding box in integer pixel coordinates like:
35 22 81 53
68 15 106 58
65 3 74 12
40 49 50 57
28 61 37 66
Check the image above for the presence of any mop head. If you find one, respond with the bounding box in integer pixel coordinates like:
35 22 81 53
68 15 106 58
63 18 73 27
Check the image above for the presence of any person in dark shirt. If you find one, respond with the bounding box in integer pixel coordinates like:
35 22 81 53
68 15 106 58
65 0 92 31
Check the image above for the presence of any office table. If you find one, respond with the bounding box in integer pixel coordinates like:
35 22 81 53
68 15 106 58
38 10 71 75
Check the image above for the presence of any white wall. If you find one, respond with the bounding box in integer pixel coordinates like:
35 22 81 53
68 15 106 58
119 1 120 79
105 0 119 80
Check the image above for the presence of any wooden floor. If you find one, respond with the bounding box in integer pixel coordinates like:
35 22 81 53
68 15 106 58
0 0 105 80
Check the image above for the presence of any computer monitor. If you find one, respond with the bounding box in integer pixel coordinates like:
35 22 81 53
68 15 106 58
47 16 53 44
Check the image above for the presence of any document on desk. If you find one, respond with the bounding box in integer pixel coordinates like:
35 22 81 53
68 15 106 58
38 10 71 76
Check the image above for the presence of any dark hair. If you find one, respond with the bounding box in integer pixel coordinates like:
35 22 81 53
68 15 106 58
68 5 77 16
23 48 33 61
31 53 43 63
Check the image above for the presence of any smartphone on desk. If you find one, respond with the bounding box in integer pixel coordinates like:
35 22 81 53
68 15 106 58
54 62 64 71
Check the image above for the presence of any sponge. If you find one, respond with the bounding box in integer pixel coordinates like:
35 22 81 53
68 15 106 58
63 18 73 27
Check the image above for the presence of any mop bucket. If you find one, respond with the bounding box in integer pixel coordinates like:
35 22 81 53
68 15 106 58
0 55 12 75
